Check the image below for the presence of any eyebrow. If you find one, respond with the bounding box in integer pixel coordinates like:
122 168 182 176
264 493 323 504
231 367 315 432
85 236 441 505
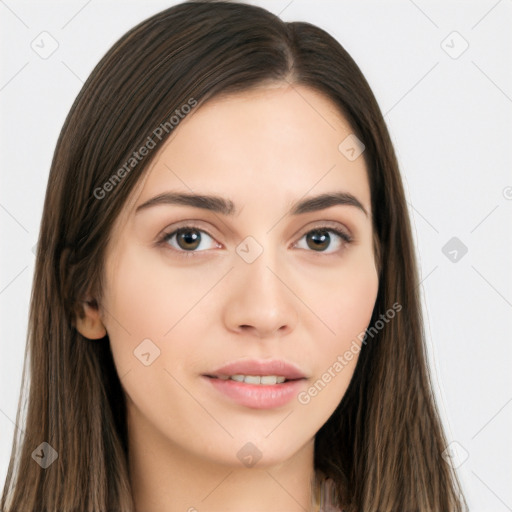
135 191 368 217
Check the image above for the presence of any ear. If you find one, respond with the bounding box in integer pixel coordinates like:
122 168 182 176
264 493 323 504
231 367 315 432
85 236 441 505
74 298 107 340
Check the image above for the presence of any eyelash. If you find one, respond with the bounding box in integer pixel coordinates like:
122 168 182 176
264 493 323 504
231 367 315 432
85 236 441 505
157 224 353 259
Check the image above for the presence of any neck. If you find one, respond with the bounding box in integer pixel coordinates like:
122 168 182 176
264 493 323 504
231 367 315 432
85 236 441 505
127 403 320 512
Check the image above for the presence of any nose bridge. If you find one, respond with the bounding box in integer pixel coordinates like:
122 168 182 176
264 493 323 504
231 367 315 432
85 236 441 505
237 230 291 292
242 246 279 293
224 234 299 336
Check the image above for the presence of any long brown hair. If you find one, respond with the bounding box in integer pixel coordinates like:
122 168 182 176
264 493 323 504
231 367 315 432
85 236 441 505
1 1 468 510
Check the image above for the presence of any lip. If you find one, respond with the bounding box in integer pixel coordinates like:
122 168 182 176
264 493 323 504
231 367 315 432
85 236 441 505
204 376 306 409
202 358 308 409
204 358 307 380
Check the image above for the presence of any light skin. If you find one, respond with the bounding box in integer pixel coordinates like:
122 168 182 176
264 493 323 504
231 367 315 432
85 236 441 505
77 83 379 512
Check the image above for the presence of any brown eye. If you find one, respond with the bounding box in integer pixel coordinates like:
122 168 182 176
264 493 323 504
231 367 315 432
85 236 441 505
176 228 202 251
296 227 352 254
160 226 218 255
306 230 331 251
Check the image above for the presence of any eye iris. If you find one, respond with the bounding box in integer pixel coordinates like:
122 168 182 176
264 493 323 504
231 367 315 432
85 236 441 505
177 228 201 250
306 230 330 251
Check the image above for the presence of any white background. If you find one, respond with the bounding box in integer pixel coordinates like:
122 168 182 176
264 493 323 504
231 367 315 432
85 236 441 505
1 1 511 510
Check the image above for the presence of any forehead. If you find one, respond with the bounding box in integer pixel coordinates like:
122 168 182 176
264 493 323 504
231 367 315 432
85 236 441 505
119 84 371 226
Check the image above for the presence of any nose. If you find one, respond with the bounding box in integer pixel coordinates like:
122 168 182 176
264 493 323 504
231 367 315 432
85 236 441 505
222 248 299 339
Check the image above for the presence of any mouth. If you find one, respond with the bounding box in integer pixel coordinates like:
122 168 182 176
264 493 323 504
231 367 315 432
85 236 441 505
202 374 307 409
202 358 308 409
205 358 307 381
204 374 304 385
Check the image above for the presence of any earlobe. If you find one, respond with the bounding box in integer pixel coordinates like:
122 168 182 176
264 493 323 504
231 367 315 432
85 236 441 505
74 299 107 340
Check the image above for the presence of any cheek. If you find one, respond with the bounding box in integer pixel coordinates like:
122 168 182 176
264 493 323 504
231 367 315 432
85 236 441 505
330 263 379 341
304 247 379 346
298 251 378 408
101 245 200 367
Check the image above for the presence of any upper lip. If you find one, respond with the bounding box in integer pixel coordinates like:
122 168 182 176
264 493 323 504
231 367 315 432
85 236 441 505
204 359 307 380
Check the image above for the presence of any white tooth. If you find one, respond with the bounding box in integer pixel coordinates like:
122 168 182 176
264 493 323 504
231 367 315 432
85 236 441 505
244 375 261 384
217 375 229 380
228 374 287 384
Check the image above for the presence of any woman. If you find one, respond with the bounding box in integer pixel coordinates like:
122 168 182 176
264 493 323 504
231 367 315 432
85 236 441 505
0 1 468 511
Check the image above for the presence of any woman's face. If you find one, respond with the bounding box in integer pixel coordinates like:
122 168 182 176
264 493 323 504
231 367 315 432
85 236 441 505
99 83 379 469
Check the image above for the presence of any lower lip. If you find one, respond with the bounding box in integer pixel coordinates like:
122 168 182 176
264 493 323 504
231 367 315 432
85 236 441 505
203 376 306 409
